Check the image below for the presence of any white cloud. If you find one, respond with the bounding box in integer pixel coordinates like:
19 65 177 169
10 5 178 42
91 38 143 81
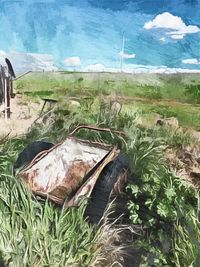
144 12 200 39
83 64 200 74
63 57 81 67
0 51 57 72
159 37 166 42
86 64 105 72
119 51 136 59
182 58 200 65
79 61 200 74
169 34 184 40
0 50 6 56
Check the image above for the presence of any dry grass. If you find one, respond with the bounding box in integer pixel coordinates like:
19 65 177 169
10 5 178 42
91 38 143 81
165 140 200 189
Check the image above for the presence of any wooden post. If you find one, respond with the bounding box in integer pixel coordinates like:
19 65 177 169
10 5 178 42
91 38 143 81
0 62 15 119
4 77 7 120
6 77 11 119
10 76 14 98
1 69 11 119
0 66 5 106
0 71 4 105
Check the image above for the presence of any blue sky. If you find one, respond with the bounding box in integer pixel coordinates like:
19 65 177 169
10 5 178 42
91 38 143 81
0 0 199 71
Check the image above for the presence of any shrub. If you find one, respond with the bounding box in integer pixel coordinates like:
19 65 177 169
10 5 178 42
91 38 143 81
150 105 177 118
185 84 200 104
125 125 200 266
0 103 199 266
137 85 163 100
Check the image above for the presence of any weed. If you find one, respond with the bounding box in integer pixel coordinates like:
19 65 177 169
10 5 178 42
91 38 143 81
150 105 177 118
185 83 200 104
137 85 163 100
3 73 200 266
125 123 199 266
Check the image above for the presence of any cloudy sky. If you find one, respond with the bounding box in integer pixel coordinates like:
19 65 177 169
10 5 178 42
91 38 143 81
0 0 199 72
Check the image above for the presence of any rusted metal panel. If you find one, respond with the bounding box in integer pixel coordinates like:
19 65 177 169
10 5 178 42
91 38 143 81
66 146 119 207
20 136 120 205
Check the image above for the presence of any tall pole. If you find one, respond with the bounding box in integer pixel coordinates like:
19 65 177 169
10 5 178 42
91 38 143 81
4 77 7 120
1 67 11 119
7 77 11 118
120 33 125 72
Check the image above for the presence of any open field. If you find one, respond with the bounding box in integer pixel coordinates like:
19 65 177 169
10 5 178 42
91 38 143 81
14 72 200 130
15 72 200 101
0 72 199 266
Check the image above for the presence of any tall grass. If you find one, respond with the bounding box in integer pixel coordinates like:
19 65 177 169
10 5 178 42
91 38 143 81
0 135 101 266
124 123 199 266
14 72 200 130
0 175 96 266
14 72 199 102
0 104 131 266
0 97 199 266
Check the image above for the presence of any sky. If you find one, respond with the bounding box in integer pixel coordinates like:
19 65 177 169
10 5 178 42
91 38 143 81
0 0 199 72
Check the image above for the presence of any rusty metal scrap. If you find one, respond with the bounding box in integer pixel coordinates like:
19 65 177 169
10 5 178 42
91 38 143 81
19 132 120 205
69 124 127 138
66 146 119 208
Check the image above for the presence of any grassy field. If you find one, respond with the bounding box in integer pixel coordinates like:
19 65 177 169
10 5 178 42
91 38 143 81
15 71 200 130
15 71 200 100
0 72 199 266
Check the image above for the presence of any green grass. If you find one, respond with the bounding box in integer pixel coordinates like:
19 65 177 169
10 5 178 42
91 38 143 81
125 124 200 266
123 102 200 130
0 130 99 266
14 72 200 130
1 101 200 266
0 111 126 267
0 176 99 266
0 72 199 266
14 72 200 101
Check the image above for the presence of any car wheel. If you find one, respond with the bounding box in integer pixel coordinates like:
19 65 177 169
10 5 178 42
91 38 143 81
14 141 54 173
84 155 130 224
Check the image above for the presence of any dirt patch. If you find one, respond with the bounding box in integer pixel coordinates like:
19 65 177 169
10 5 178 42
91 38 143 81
165 143 200 188
118 95 199 108
92 224 143 267
187 128 200 141
0 94 42 138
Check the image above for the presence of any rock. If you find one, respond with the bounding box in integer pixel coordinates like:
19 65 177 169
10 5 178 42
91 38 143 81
68 100 81 108
156 117 179 129
189 129 200 141
110 101 122 117
17 111 30 120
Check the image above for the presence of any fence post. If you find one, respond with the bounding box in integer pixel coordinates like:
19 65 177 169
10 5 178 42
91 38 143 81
4 76 7 120
6 77 11 119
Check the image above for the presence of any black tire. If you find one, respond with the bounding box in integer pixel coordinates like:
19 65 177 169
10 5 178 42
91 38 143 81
14 141 54 173
84 155 130 224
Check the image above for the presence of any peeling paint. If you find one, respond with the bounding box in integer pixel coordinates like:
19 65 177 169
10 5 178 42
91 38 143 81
20 136 120 205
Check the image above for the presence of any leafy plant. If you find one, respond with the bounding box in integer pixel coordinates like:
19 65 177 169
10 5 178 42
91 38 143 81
0 130 124 266
150 105 177 118
137 85 163 100
0 174 101 266
125 124 199 265
152 126 195 149
185 83 200 104
1 79 200 266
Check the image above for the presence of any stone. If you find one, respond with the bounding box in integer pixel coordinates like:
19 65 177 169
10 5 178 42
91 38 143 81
156 117 179 128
